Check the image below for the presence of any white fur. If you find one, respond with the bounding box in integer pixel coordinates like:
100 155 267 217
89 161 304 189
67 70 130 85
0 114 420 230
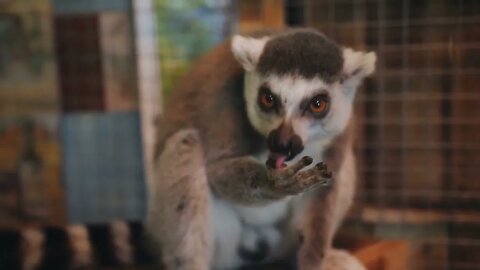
211 198 243 270
341 48 376 96
240 227 260 251
258 226 282 250
67 225 93 268
231 36 269 71
21 228 44 270
330 149 356 236
212 195 297 269
244 72 281 136
233 197 292 226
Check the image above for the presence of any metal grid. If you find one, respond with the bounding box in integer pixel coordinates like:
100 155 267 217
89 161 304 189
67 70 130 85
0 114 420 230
297 0 480 269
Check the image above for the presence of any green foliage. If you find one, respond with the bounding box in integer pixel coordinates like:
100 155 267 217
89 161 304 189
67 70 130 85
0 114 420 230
154 0 221 99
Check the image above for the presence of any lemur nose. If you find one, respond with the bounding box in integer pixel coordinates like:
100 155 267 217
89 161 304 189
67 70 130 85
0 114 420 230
267 123 304 159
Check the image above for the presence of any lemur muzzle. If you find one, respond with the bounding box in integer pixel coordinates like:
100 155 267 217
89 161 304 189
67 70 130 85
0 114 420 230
266 123 304 169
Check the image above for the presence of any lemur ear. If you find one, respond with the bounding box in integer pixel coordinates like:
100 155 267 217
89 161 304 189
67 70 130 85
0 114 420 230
231 35 268 71
341 48 376 89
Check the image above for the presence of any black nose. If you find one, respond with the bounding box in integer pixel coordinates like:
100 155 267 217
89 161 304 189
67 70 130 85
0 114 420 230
267 124 304 159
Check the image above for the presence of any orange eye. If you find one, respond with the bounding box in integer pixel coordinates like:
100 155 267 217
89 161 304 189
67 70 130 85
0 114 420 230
258 87 276 111
309 95 329 116
260 93 274 107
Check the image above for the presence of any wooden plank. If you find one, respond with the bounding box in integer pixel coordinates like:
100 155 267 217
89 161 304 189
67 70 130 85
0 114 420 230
132 0 162 207
99 12 138 111
55 14 105 112
262 0 285 29
357 206 480 224
239 0 285 33
354 241 409 270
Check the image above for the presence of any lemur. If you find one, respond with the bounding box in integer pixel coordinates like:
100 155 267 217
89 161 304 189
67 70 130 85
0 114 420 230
0 28 375 270
148 28 376 270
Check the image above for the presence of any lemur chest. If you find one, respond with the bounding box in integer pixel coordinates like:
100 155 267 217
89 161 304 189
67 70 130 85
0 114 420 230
233 198 293 226
211 196 304 269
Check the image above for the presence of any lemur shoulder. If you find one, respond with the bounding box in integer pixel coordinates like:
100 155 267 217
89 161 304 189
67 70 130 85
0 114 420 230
149 28 376 270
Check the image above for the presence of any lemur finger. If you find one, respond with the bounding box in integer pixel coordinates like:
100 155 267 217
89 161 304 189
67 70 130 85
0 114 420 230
294 167 319 180
283 175 328 195
315 162 332 178
317 177 333 188
286 166 333 190
284 156 313 175
304 175 333 192
268 156 312 186
283 164 331 190
315 162 327 171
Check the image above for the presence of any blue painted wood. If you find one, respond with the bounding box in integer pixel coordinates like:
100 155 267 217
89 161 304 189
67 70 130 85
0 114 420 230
53 0 130 14
60 112 146 223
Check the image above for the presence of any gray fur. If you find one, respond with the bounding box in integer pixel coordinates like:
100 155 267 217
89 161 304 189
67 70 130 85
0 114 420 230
148 129 211 270
153 42 263 164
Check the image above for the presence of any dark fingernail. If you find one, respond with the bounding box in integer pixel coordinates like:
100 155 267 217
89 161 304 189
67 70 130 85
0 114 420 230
315 162 325 170
302 156 313 165
323 171 332 178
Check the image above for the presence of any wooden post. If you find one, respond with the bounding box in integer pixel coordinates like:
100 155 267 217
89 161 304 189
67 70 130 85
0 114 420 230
355 241 409 270
239 0 285 33
132 0 162 211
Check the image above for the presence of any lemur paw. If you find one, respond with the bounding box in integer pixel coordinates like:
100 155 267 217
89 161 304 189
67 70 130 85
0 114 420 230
267 156 333 196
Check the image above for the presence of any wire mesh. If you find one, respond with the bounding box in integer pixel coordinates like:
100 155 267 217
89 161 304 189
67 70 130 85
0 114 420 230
301 0 480 269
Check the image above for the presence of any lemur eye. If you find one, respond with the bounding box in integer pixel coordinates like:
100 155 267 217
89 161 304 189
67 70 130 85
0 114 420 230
258 86 276 111
309 95 330 117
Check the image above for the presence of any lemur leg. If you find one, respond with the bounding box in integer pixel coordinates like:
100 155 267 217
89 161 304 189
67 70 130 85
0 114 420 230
297 184 336 270
207 156 332 206
298 150 358 270
147 129 211 270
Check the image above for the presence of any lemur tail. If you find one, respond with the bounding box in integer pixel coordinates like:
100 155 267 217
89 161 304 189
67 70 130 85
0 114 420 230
0 221 156 270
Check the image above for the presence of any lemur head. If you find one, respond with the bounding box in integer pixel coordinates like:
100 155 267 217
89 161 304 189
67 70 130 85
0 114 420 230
232 29 376 168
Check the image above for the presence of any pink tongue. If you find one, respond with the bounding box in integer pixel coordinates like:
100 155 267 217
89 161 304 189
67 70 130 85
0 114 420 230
275 155 287 169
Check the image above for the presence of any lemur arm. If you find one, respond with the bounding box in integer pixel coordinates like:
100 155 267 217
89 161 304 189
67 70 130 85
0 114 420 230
206 156 332 206
206 157 280 204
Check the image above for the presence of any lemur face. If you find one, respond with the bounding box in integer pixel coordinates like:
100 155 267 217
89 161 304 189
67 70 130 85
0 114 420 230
246 73 351 168
232 29 376 168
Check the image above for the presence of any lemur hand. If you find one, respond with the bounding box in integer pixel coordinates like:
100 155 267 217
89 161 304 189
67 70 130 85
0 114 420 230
266 156 333 196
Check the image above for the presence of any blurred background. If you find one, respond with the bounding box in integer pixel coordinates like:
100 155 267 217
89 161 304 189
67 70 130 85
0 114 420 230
0 0 479 269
